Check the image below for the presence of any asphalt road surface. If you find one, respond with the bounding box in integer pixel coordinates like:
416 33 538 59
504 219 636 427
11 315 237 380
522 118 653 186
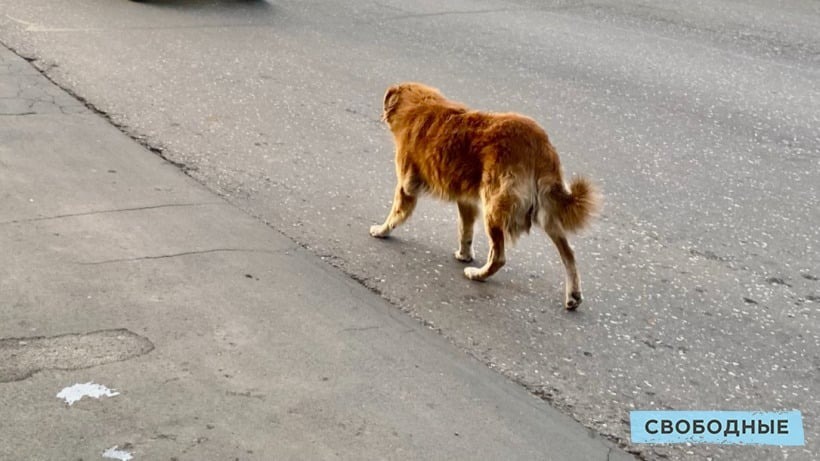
1 0 818 459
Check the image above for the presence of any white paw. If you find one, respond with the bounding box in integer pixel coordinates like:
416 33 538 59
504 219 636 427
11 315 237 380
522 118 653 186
454 249 473 262
565 291 583 310
369 225 389 238
463 267 486 281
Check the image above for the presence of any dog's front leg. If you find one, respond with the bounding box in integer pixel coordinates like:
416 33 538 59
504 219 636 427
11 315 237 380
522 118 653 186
370 184 417 238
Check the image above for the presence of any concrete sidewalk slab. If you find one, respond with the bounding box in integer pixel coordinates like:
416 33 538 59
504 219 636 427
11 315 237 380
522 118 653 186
0 44 633 460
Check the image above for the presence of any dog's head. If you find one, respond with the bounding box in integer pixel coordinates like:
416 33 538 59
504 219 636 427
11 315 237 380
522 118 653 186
381 82 446 125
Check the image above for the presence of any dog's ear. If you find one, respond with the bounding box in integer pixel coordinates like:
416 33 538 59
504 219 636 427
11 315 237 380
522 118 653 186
382 85 400 121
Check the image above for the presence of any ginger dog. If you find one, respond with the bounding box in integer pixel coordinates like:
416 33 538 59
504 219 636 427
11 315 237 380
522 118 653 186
370 83 599 309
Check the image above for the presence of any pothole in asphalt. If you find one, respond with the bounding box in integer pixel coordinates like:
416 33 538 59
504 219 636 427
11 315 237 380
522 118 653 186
0 328 154 383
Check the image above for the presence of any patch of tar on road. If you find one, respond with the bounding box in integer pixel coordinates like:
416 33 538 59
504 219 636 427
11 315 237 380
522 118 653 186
0 328 154 383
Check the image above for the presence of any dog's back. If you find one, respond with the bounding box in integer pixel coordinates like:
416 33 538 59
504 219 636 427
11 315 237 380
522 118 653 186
384 85 592 239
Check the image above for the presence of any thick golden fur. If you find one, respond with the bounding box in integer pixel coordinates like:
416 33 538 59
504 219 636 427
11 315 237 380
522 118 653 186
370 82 599 309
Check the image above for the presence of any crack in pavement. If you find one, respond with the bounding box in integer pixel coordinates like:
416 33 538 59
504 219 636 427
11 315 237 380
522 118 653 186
340 325 381 333
0 57 84 115
77 247 289 265
1 41 190 174
0 202 226 226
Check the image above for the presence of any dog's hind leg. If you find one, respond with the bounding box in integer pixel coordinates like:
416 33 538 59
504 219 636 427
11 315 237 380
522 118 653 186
454 200 479 262
545 219 582 310
370 182 418 238
464 200 506 281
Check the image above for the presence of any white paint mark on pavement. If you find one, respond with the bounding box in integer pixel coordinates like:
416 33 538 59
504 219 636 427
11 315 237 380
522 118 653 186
56 382 119 405
102 446 133 461
5 14 98 33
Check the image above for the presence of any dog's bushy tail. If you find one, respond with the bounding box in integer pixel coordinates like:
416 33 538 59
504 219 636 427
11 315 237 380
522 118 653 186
547 177 600 232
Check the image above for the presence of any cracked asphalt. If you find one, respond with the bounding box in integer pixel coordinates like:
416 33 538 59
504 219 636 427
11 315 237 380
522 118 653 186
0 0 818 459
0 56 83 116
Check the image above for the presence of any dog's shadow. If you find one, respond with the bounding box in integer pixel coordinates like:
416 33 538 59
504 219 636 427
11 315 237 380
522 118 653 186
370 234 588 313
369 233 506 287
